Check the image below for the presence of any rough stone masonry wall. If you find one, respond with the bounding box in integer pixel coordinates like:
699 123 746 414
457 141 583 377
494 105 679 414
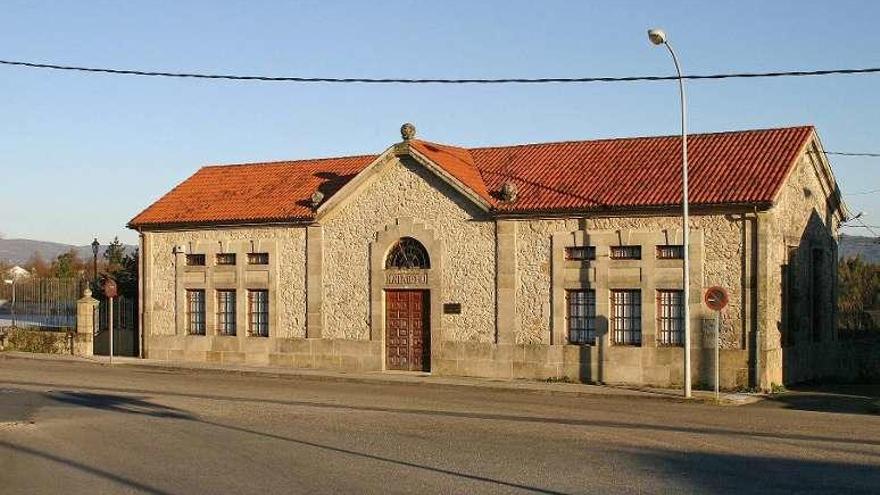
516 215 747 347
322 157 496 342
147 227 307 337
766 146 839 382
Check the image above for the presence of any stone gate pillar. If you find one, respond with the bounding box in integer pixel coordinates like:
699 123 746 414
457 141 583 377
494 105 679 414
75 287 98 357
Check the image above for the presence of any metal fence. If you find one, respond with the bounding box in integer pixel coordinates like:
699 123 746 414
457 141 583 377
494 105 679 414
0 277 86 330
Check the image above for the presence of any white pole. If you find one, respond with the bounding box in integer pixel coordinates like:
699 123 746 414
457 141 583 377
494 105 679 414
715 310 720 401
663 41 692 398
109 297 114 364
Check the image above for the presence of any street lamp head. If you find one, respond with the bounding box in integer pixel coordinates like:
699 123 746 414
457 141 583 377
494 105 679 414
647 28 667 45
91 238 100 256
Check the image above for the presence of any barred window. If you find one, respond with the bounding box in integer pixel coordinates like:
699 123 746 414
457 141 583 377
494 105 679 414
610 246 641 260
566 290 596 344
386 237 430 269
216 253 236 266
565 246 596 261
186 289 205 335
657 290 684 346
247 252 269 265
611 290 641 345
216 290 236 336
656 245 684 260
185 254 205 266
248 290 269 337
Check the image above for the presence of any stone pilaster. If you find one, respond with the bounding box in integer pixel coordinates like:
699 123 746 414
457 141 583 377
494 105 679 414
496 220 517 344
306 224 324 338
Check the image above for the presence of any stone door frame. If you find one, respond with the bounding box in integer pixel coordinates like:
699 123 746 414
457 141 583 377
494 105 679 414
370 218 443 372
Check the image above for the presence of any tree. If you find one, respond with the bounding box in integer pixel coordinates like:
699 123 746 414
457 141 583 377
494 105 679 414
49 249 84 278
24 252 50 277
838 256 880 335
103 236 126 273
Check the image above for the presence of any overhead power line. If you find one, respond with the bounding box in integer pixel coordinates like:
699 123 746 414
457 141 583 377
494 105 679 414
824 151 880 158
1 58 880 84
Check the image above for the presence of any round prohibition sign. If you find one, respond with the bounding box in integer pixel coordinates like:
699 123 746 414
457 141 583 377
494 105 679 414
704 286 729 311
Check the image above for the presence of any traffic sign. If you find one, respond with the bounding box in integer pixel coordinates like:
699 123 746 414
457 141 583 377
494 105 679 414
704 286 728 311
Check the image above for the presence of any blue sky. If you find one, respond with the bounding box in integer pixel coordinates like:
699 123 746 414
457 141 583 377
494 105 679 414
1 0 878 245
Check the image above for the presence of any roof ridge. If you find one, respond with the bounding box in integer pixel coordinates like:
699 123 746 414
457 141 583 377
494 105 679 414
465 125 815 152
203 153 378 169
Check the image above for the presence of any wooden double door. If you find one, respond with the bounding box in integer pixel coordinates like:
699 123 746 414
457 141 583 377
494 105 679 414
385 290 430 371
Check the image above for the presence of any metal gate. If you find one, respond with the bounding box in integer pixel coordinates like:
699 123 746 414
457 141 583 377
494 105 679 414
0 277 85 330
94 295 138 356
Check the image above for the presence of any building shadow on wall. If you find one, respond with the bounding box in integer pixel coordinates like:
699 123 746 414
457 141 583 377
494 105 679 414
780 209 836 385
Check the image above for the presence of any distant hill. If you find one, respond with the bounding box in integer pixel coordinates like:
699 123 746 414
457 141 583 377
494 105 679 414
840 234 880 263
0 238 135 265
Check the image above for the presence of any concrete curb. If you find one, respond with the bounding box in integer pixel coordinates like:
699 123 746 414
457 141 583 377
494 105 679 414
0 351 760 405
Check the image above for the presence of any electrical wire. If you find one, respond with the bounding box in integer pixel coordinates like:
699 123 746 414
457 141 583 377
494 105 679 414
1 58 880 84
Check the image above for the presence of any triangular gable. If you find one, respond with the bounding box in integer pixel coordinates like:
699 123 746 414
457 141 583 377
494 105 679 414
315 141 493 220
771 129 847 221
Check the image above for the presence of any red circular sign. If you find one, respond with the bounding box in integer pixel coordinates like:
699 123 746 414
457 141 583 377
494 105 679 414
103 279 118 298
704 286 728 311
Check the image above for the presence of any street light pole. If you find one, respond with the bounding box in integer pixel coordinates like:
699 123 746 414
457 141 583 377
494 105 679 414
91 238 100 281
648 28 692 398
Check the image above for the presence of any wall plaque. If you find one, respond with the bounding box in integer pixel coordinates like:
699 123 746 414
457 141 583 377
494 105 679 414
385 270 428 286
443 303 462 314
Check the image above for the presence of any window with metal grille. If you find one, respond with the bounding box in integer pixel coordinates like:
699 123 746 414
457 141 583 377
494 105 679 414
248 290 269 337
657 290 684 346
610 245 641 260
385 237 430 269
185 254 205 266
565 246 596 261
611 290 641 345
656 245 684 260
811 249 824 342
216 290 236 336
216 253 236 265
566 290 596 344
186 289 205 335
247 252 269 265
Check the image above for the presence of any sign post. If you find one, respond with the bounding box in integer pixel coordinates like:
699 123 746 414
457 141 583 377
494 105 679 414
103 279 118 364
704 286 729 402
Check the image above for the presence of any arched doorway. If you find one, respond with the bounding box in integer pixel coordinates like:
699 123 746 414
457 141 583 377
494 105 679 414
384 237 431 371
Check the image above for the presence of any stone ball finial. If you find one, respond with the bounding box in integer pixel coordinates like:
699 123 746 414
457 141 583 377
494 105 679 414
500 180 519 202
310 190 325 209
83 287 92 298
400 122 416 141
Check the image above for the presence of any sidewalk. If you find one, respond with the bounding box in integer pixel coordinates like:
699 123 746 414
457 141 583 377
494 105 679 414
0 351 762 405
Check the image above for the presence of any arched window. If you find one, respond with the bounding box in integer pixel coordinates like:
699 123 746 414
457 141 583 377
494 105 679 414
385 237 430 269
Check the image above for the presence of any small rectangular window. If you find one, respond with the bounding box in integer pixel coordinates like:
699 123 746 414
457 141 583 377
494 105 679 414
185 254 205 266
247 253 269 265
657 290 684 346
610 246 641 260
566 290 596 344
216 290 236 336
186 289 206 335
216 253 236 266
611 289 641 345
248 289 269 337
565 246 596 261
656 245 684 260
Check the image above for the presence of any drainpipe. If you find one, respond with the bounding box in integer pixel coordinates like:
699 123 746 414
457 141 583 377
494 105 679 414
138 230 145 358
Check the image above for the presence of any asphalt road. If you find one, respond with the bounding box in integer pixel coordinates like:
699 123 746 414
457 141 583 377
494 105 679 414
0 356 878 494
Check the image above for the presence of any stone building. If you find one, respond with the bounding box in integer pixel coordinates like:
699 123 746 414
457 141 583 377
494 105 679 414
129 124 845 390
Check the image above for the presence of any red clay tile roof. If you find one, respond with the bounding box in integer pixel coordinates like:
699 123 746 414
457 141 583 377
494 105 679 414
129 125 815 227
